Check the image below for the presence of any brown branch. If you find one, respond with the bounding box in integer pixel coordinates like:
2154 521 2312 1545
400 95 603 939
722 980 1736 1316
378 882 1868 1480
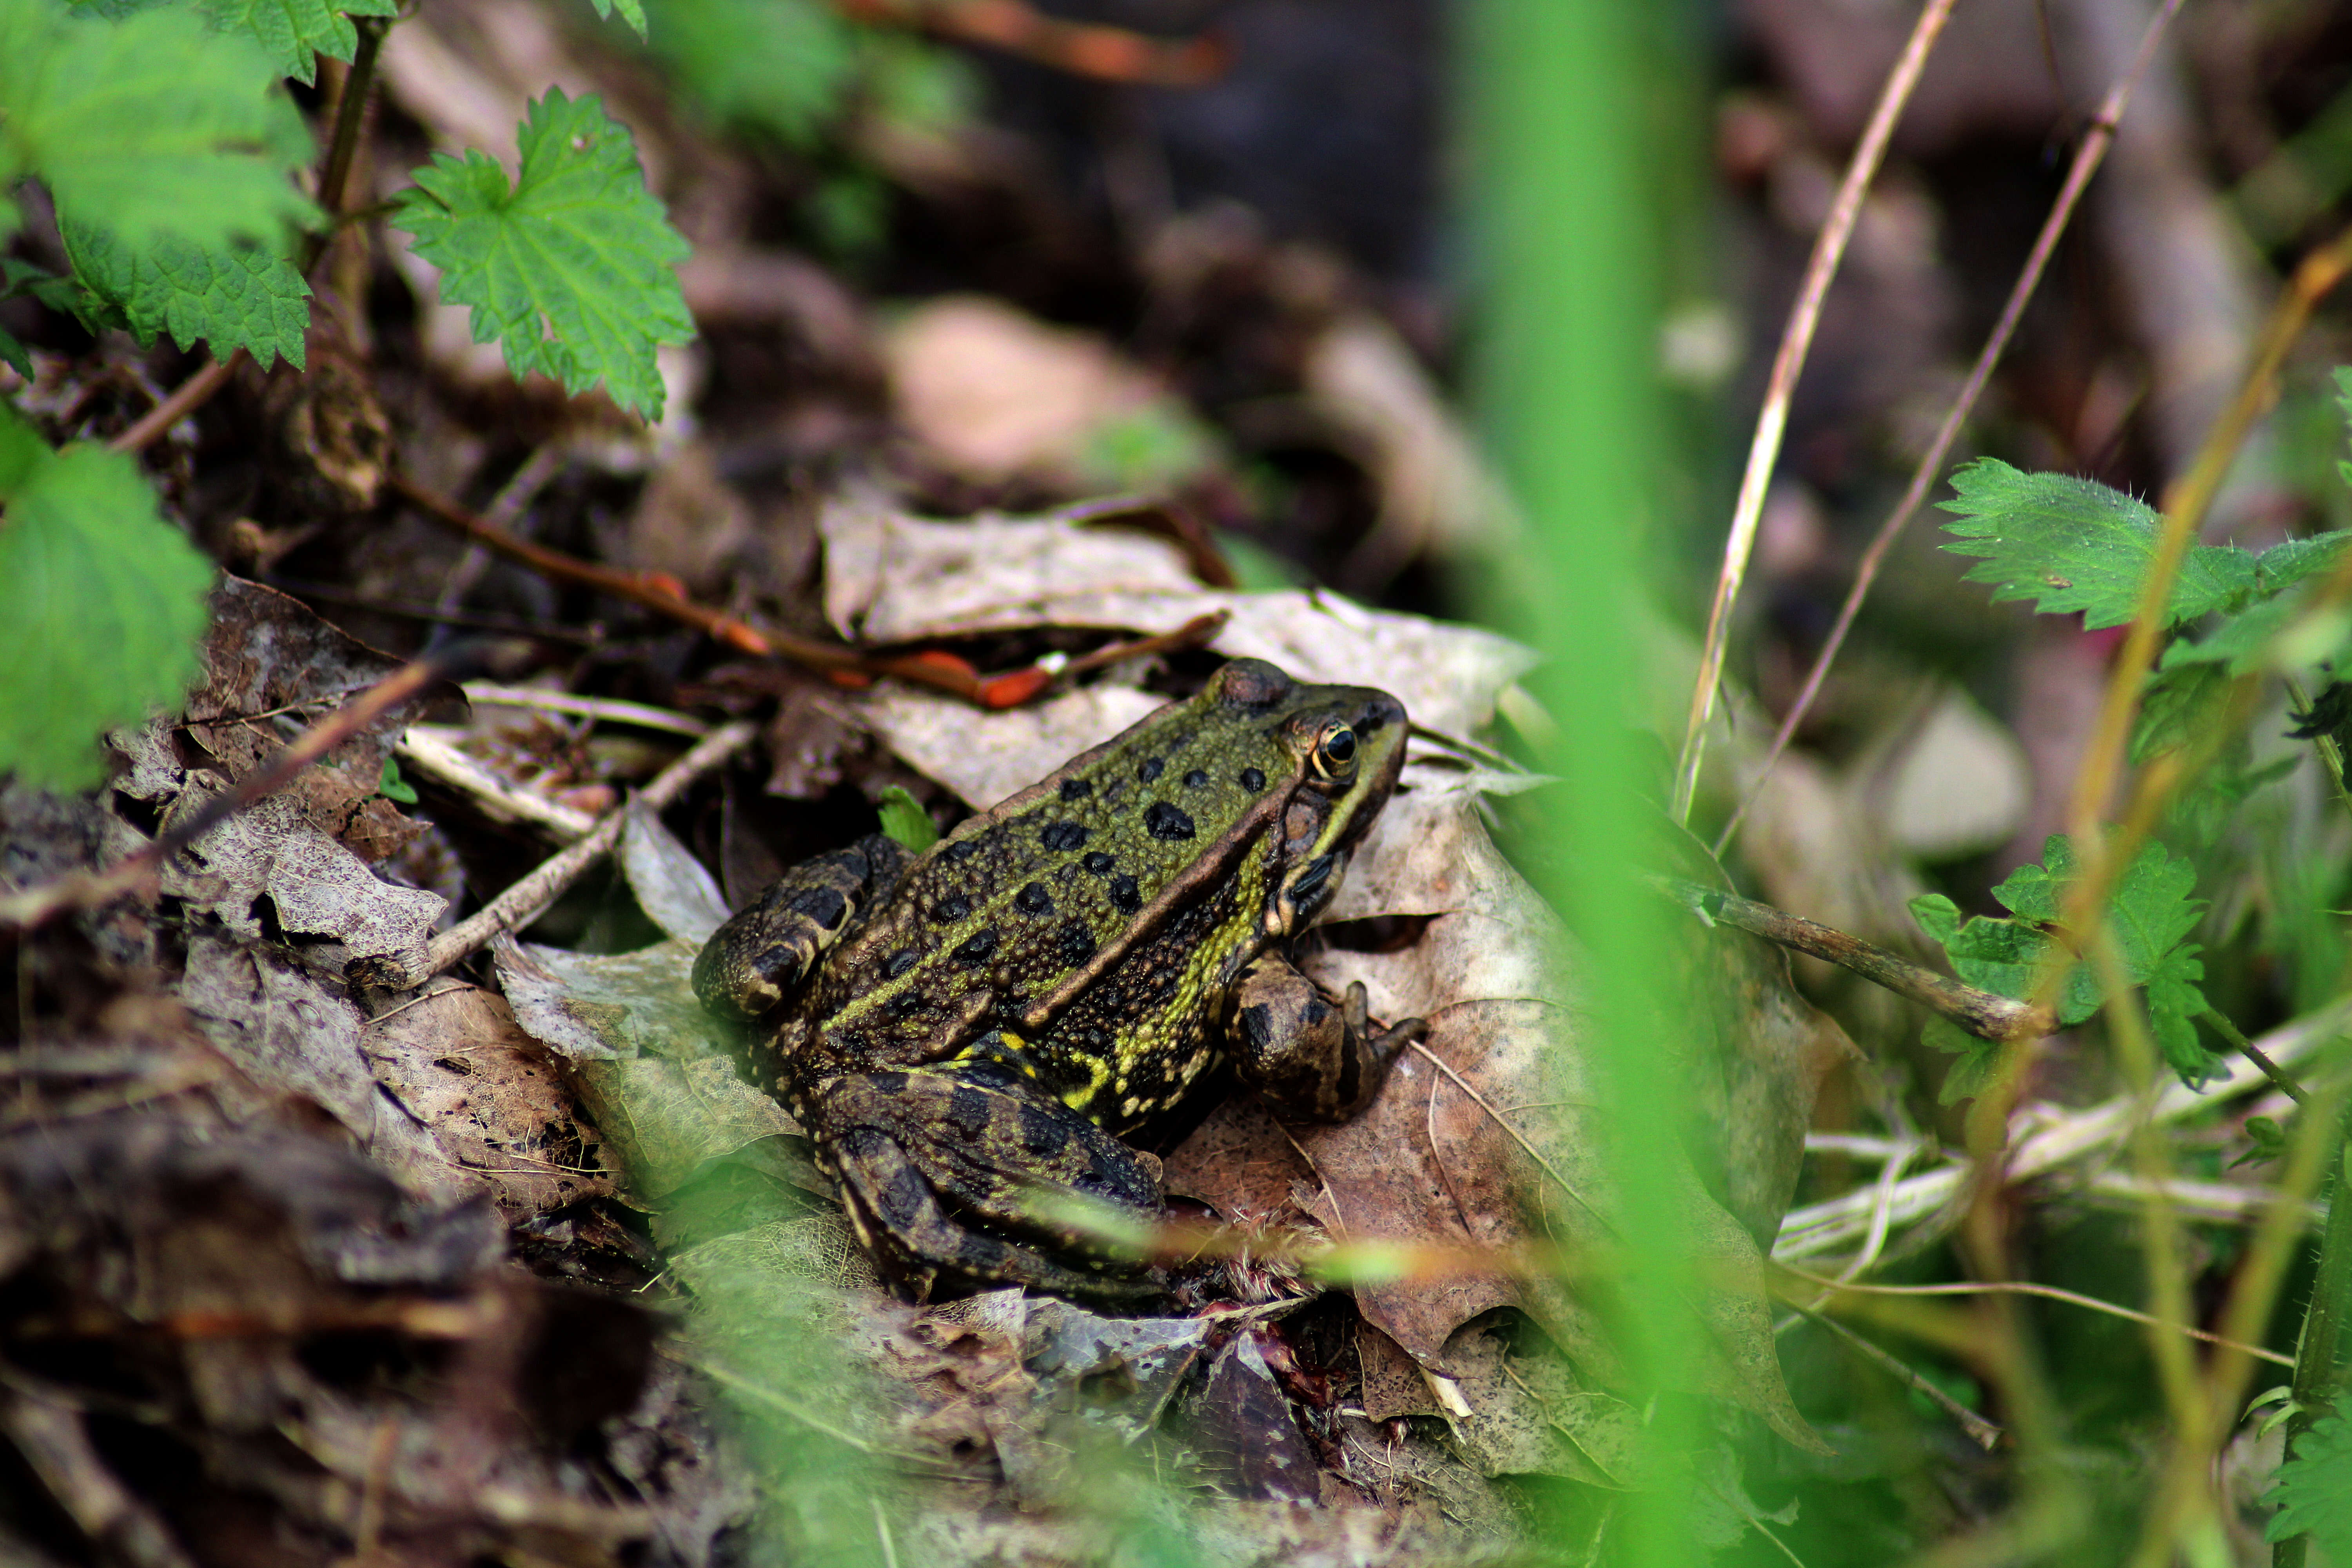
423 720 756 975
0 661 443 931
107 352 243 456
391 469 1230 708
1714 0 2190 856
1653 876 2057 1044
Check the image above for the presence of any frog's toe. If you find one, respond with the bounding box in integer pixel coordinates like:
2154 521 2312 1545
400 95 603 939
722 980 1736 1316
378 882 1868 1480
816 1070 1165 1300
829 1125 1160 1301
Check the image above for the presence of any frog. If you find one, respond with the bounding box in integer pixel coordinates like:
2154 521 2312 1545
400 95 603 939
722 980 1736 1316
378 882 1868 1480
691 657 1422 1300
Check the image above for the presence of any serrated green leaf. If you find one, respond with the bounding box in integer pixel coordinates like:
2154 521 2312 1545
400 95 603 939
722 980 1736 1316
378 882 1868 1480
1938 458 2258 630
1907 891 1961 947
2263 1415 2352 1557
0 406 212 790
196 0 394 84
62 217 310 368
2142 946 2219 1084
641 0 855 144
2109 839 2206 976
1990 834 2077 922
2252 530 2352 593
389 89 694 421
876 785 936 851
0 0 313 250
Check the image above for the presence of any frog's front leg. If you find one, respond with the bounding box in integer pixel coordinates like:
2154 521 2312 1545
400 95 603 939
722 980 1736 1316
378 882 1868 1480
1227 953 1421 1121
814 1063 1165 1301
692 833 912 1020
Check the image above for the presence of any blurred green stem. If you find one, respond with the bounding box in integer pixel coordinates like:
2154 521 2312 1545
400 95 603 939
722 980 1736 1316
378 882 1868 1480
2274 1119 2352 1568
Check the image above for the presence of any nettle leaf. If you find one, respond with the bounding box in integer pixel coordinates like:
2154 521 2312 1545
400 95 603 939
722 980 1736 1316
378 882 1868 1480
1909 835 2219 1095
197 0 396 85
2264 1415 2352 1559
390 90 694 421
0 0 312 250
0 405 213 791
1938 459 2258 630
62 217 311 368
583 0 646 40
2131 663 2230 764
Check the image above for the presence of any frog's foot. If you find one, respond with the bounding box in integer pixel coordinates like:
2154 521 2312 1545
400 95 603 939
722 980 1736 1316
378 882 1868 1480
814 1067 1166 1301
1229 955 1423 1121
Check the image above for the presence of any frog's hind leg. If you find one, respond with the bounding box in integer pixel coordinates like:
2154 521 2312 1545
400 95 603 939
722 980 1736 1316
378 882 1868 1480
816 1067 1164 1300
1226 953 1422 1121
692 833 912 1020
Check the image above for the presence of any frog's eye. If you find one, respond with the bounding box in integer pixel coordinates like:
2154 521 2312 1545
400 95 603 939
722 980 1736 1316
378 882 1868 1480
1310 724 1358 777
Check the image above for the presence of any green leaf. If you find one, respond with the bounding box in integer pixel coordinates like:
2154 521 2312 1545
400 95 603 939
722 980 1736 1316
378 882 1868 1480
197 0 394 83
1911 834 2214 1090
876 785 936 851
2251 530 2352 594
377 755 417 804
641 0 855 144
0 0 313 250
2228 1114 2287 1172
2131 664 2230 764
1938 458 2258 630
2263 1414 2352 1558
389 90 694 421
62 217 311 368
0 405 212 791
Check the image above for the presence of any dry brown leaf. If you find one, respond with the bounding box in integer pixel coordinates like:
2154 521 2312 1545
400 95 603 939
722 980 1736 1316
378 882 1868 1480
820 499 1536 741
363 983 617 1219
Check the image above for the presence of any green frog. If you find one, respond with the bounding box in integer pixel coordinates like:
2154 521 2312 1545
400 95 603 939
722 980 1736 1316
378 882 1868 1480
692 658 1420 1299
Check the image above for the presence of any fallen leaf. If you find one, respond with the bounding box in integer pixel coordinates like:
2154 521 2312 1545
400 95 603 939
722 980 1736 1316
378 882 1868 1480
363 982 618 1219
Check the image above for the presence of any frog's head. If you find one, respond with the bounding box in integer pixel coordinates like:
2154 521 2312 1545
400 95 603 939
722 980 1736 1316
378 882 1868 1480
1203 659 1410 936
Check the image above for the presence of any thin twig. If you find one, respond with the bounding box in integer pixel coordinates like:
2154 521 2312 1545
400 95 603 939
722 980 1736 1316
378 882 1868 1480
314 16 387 223
1783 1299 2006 1449
1713 0 2191 856
1670 0 1958 820
1654 875 2056 1042
107 353 243 456
423 721 754 975
0 661 442 930
1778 1266 2297 1369
829 0 1230 87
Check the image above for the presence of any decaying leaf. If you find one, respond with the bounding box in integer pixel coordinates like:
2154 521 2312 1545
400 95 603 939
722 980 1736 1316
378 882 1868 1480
363 982 618 1219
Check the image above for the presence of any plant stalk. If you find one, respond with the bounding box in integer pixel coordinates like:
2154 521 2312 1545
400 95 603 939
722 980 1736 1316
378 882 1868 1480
2274 1120 2352 1568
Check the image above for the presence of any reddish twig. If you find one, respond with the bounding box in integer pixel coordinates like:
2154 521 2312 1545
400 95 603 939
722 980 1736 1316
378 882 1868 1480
107 352 243 456
0 661 442 930
392 469 1230 708
831 0 1230 87
1670 0 1958 821
1714 0 2190 857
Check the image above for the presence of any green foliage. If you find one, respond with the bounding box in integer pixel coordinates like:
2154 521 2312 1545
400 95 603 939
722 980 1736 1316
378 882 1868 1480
376 756 417 804
2227 1114 2287 1171
581 0 645 41
390 90 693 421
1909 835 2220 1100
1938 458 2347 637
876 786 937 851
641 0 855 144
0 0 312 249
62 216 312 368
0 405 212 791
197 0 396 85
2263 1415 2352 1559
